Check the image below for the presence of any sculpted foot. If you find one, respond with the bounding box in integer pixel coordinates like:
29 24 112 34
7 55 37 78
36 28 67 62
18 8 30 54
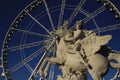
39 70 44 78
44 71 48 77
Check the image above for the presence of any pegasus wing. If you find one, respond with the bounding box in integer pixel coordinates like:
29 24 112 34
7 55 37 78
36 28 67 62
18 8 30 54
80 35 112 57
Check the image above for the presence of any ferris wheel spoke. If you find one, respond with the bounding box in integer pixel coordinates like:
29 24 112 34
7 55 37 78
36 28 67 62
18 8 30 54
48 46 56 80
3 39 52 52
66 5 89 17
43 0 55 30
80 8 101 34
25 10 52 36
48 63 55 80
82 5 106 23
8 46 46 74
79 8 90 17
28 40 55 80
92 18 100 35
11 28 51 37
58 0 66 28
25 63 33 73
93 23 120 33
68 0 86 25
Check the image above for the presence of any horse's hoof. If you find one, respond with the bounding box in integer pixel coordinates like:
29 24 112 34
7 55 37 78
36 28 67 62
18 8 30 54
110 79 115 80
118 74 120 77
44 71 48 77
39 70 44 77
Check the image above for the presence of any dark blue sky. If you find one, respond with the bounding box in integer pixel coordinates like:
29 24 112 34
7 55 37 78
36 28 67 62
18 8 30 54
0 1 33 80
0 0 120 80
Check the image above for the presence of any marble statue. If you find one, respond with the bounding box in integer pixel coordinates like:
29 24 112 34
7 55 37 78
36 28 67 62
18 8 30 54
38 20 120 80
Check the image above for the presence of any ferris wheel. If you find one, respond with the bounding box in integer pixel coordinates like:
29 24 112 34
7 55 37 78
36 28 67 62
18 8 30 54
0 0 120 80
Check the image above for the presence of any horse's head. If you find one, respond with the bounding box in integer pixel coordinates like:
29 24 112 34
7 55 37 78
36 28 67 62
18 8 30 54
51 28 69 38
51 20 69 38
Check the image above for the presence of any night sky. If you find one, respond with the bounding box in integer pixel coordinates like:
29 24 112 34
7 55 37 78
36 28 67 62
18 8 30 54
0 0 120 80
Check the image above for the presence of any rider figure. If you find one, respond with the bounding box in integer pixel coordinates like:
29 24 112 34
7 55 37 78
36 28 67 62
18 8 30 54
64 20 95 67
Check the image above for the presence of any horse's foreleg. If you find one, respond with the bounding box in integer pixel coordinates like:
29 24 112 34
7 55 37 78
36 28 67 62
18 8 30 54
44 62 51 77
46 57 65 64
39 57 65 78
39 58 48 77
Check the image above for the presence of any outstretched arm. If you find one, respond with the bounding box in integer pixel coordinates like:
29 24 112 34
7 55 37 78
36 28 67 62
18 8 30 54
64 31 81 42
